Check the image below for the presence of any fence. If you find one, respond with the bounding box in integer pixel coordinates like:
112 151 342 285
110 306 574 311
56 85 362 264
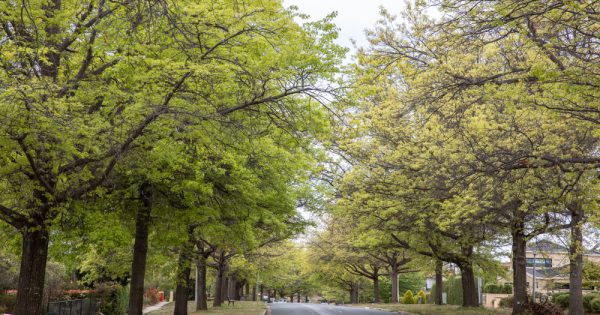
47 298 99 315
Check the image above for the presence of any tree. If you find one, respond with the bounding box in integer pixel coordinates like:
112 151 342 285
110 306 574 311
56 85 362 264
0 0 343 313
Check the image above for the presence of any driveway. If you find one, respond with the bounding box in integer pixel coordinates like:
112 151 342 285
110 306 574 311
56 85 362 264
269 303 406 315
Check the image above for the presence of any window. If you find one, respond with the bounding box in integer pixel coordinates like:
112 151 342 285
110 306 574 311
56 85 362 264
526 258 552 267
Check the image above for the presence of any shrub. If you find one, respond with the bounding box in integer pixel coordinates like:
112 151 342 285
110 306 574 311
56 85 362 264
552 292 569 309
583 293 600 312
484 283 513 294
484 283 501 293
429 276 462 305
415 290 427 304
498 295 513 308
402 290 414 304
525 302 564 315
144 287 160 305
0 294 16 313
114 285 129 315
591 297 600 313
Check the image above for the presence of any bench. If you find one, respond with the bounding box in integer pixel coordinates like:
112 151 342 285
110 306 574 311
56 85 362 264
227 297 235 306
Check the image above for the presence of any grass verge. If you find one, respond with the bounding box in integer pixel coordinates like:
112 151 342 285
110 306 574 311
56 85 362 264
353 303 512 315
148 301 266 315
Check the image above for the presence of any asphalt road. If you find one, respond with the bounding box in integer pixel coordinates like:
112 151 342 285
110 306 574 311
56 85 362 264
269 303 401 315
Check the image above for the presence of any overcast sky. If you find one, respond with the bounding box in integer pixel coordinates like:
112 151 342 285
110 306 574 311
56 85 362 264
283 0 407 55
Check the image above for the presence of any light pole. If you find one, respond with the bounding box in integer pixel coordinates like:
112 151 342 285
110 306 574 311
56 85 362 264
256 272 261 302
532 251 536 302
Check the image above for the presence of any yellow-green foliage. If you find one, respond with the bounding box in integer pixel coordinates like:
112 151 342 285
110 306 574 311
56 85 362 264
415 290 427 304
402 290 414 304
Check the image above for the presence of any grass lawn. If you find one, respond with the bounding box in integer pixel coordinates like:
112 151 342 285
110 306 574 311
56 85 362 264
148 301 266 315
354 304 512 315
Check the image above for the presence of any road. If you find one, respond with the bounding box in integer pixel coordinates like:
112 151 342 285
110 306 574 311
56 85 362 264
269 303 403 315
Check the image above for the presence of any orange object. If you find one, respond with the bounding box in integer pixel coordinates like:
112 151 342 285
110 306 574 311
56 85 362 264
159 291 165 302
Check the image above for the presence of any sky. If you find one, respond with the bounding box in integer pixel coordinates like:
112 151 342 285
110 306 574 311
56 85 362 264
283 0 408 55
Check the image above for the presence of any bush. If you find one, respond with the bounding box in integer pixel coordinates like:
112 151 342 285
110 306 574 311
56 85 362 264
484 283 513 294
498 295 513 308
430 276 463 305
0 294 16 313
525 302 564 315
114 285 129 315
415 290 427 304
402 290 414 304
583 293 600 312
552 292 569 309
91 282 131 315
591 297 600 313
144 287 160 305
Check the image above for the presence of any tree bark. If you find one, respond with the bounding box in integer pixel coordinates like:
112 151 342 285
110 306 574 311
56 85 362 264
348 285 355 304
221 276 229 302
459 262 478 307
252 284 256 301
297 293 300 303
390 267 398 303
260 284 264 301
128 184 153 315
512 219 527 315
213 266 224 307
15 225 49 315
435 260 443 305
569 202 584 315
174 248 191 315
373 274 380 303
195 258 208 310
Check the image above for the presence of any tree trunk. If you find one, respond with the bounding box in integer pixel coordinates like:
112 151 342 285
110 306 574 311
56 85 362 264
569 202 584 315
260 284 264 301
174 249 191 315
221 276 229 302
289 295 293 303
459 262 478 307
213 267 223 307
512 219 527 315
348 285 355 304
252 284 256 301
15 226 50 315
228 277 236 300
195 258 208 310
128 185 153 315
390 261 399 303
435 260 443 305
245 282 250 296
297 293 300 303
373 275 380 303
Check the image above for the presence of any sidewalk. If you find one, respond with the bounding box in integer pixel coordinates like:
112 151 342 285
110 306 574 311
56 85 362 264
142 301 170 314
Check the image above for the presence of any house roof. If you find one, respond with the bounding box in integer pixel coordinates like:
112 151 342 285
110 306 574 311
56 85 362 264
526 239 600 256
526 266 568 279
526 240 567 253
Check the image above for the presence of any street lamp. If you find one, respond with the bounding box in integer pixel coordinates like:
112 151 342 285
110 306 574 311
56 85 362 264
532 250 536 302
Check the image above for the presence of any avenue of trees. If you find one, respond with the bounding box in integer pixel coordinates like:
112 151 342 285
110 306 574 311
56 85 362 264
0 1 598 315
0 0 343 314
318 1 599 315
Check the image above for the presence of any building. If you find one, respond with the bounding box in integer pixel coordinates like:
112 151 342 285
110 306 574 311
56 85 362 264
524 240 600 293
